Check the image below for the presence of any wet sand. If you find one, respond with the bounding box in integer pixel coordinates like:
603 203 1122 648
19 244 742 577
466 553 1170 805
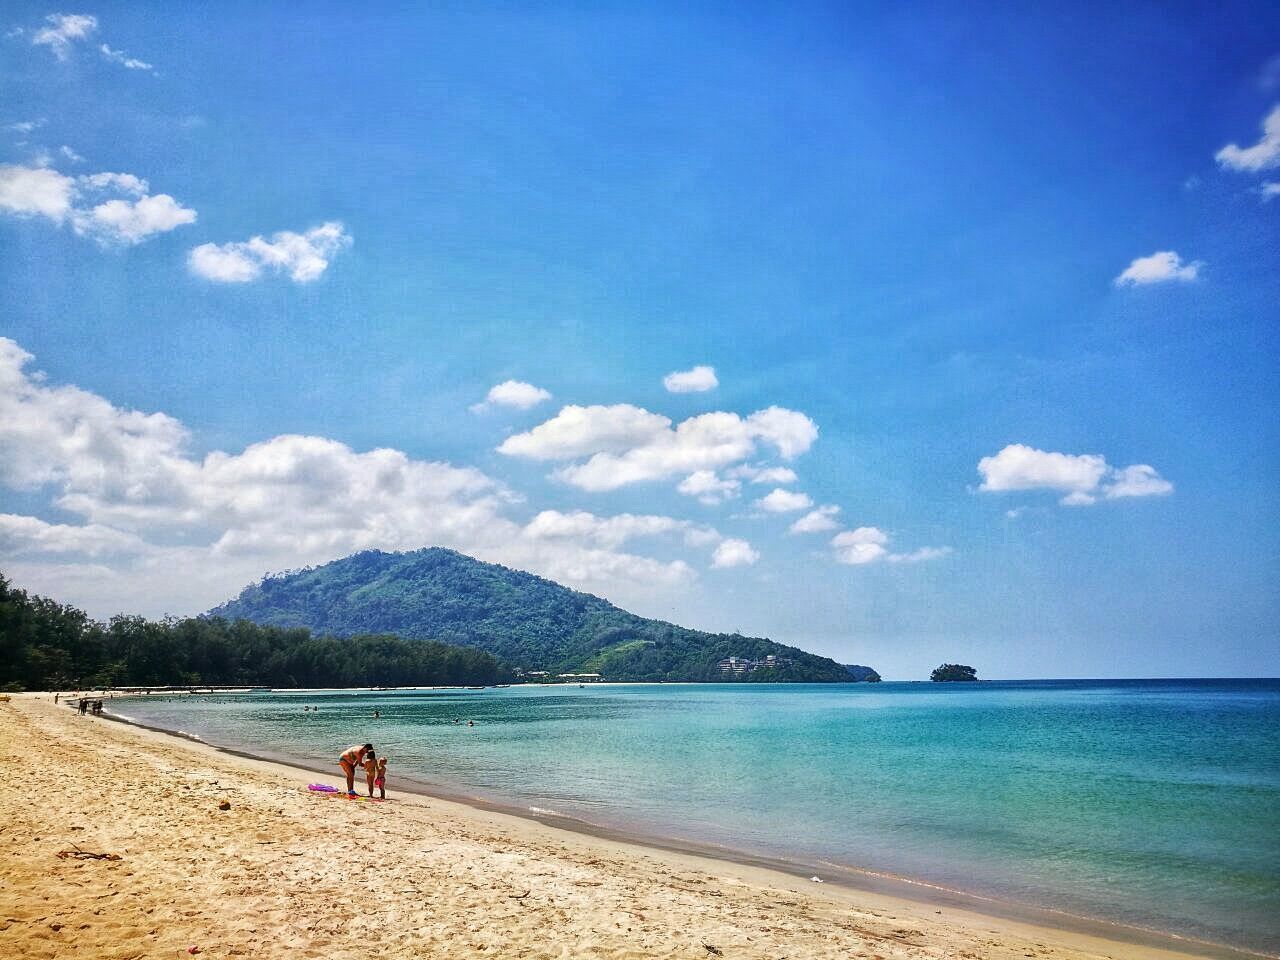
0 695 1244 959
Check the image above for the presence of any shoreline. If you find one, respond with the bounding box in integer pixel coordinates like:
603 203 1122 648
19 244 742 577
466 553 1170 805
96 703 1267 960
5 693 1267 959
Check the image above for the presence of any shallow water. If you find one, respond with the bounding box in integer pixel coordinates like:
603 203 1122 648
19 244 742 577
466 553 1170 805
113 679 1280 954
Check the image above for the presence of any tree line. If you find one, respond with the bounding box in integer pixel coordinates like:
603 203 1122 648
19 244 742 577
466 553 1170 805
0 574 511 691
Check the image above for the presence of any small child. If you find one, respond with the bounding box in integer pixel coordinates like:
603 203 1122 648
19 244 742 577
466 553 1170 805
362 751 378 797
374 757 387 800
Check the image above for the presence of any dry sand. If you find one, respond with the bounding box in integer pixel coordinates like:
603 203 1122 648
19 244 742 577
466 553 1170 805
0 695 1236 960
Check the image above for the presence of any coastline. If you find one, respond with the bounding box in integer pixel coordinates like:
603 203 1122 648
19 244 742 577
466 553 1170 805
2 694 1263 960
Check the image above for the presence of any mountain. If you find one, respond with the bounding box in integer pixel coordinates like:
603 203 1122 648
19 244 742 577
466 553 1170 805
208 548 856 683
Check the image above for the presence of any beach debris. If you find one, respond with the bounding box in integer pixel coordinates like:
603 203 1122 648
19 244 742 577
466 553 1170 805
702 944 723 956
507 890 531 900
809 876 824 883
188 946 202 954
218 800 231 810
56 845 121 861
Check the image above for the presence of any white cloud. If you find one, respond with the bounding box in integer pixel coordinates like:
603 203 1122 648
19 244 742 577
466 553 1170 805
711 538 759 568
0 337 713 618
521 509 687 549
663 365 718 393
789 505 841 533
189 222 352 283
829 526 948 566
887 546 953 564
754 488 813 513
0 164 75 220
59 145 85 163
501 403 818 492
75 192 196 244
4 118 46 135
99 42 151 71
677 470 740 505
1102 464 1174 500
0 513 151 558
32 13 97 60
470 380 552 413
977 443 1172 507
1262 182 1280 202
497 404 671 461
831 527 889 565
1114 251 1202 287
1215 104 1280 173
0 164 195 245
730 464 798 485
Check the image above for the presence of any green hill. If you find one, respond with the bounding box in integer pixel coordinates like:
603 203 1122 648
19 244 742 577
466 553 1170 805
208 548 856 683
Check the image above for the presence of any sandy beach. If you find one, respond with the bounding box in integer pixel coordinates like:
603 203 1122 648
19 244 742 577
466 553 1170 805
0 695 1240 960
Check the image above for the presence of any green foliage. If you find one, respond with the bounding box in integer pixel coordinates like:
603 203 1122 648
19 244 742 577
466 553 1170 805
0 573 510 691
930 662 978 682
842 664 882 682
210 548 856 683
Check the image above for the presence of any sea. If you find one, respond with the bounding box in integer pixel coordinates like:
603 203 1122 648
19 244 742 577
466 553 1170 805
110 679 1280 956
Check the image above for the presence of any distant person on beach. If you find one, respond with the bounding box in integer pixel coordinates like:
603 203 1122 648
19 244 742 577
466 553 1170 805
362 751 379 797
374 757 387 800
78 699 88 715
339 743 374 795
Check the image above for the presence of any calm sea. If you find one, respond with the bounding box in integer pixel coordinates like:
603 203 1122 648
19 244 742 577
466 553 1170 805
111 680 1280 955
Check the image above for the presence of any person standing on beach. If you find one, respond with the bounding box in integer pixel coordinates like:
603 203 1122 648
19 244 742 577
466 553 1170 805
339 743 374 795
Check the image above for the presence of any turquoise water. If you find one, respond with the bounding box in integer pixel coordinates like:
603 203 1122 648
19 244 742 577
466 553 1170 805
113 680 1280 954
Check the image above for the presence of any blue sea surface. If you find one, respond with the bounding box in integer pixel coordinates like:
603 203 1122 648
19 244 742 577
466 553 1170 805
113 680 1280 954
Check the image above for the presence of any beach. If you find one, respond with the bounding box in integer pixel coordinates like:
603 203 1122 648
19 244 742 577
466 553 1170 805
0 695 1241 960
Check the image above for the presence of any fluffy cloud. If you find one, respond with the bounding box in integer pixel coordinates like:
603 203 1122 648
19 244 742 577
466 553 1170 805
730 464 798 485
789 505 841 533
663 365 718 393
0 513 150 558
977 443 1172 507
711 538 759 568
470 380 552 413
1215 104 1280 173
754 488 813 513
1102 464 1174 500
831 527 888 565
1262 182 1280 202
827 527 948 566
32 13 97 60
1114 251 1202 287
500 403 818 492
0 164 74 220
677 470 740 505
0 338 724 618
189 222 352 283
0 164 195 245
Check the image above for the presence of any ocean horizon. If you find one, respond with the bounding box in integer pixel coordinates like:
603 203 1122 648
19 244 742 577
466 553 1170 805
110 678 1280 956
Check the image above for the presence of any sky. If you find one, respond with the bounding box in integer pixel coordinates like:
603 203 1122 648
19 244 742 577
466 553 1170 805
1 3 1278 679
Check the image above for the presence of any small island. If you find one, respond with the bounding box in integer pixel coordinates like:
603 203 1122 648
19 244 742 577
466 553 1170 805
930 663 978 682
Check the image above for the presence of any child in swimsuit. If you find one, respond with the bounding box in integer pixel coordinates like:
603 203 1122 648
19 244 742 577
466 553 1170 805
362 753 378 797
374 757 387 800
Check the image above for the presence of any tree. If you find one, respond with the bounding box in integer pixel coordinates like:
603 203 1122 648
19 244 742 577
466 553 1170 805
930 663 978 682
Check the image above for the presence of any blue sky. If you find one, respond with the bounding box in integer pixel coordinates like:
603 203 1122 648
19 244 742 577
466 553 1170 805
1 3 1277 678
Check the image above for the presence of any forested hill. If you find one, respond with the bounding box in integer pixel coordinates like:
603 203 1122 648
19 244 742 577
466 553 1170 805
209 548 856 683
0 574 509 692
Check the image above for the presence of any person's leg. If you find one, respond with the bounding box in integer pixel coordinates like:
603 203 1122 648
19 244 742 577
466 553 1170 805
340 759 355 793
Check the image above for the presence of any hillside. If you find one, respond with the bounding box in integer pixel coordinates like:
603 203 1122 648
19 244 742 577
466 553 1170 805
208 548 857 683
